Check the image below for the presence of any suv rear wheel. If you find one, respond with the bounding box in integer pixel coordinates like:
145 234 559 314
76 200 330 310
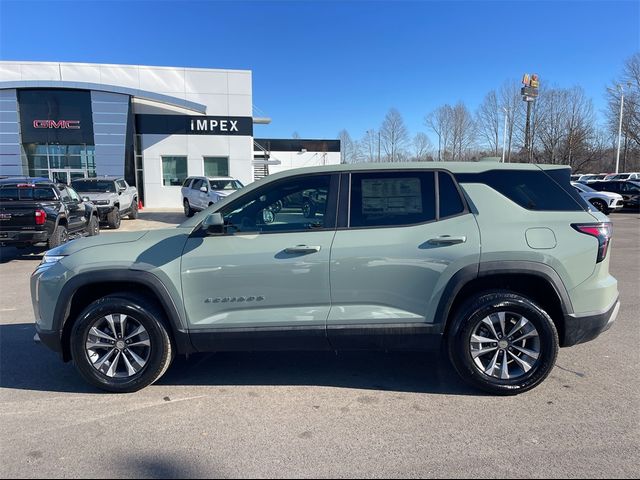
183 199 194 217
70 294 173 393
447 291 559 395
47 224 68 249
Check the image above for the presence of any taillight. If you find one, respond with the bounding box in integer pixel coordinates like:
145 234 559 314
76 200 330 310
572 222 612 263
34 209 46 225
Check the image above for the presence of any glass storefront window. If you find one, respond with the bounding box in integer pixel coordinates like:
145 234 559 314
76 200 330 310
24 143 96 179
204 157 229 177
162 156 187 186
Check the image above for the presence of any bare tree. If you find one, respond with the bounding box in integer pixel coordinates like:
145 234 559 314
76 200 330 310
412 132 433 161
425 105 453 161
380 108 410 162
476 90 501 156
499 80 525 162
450 102 476 161
361 129 379 162
338 129 356 164
535 87 569 164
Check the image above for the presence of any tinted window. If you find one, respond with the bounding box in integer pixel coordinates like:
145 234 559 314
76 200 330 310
438 172 465 218
591 182 621 193
182 178 193 188
191 179 204 190
72 180 116 193
0 186 57 201
0 187 19 201
219 174 333 234
116 180 127 190
455 170 586 211
622 183 640 193
350 172 436 228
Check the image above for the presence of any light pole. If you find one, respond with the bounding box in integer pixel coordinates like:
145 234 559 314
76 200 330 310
501 107 509 162
608 84 627 174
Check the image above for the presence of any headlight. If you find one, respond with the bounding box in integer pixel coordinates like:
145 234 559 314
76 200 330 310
40 255 65 265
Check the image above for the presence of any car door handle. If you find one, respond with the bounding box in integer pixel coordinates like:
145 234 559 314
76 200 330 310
427 235 467 245
284 245 321 254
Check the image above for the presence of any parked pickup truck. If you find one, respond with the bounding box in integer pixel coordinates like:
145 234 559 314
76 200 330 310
71 177 138 229
0 177 100 249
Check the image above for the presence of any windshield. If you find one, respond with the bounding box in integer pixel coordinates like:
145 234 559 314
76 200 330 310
209 180 243 190
71 180 116 193
611 174 630 180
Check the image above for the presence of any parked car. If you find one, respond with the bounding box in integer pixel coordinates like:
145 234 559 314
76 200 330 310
71 177 138 229
589 180 640 209
603 172 640 181
577 173 608 183
571 182 624 214
0 177 99 249
181 176 244 217
32 163 619 395
570 174 582 182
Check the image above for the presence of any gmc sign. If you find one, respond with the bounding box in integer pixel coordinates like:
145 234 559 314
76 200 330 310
33 120 80 129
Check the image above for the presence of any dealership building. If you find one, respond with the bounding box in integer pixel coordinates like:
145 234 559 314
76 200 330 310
0 61 340 207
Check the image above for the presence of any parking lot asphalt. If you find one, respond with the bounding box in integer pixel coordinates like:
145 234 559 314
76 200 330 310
0 210 638 478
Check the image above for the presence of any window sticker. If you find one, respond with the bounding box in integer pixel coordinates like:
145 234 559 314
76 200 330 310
361 178 422 215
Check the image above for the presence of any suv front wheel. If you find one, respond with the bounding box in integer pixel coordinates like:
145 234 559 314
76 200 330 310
70 294 174 393
447 291 559 395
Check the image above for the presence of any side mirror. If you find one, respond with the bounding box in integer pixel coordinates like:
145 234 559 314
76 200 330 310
202 213 224 235
82 196 91 202
200 186 208 193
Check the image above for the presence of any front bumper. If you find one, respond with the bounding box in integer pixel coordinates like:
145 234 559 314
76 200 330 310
96 205 116 220
0 230 49 246
562 297 620 347
34 325 63 355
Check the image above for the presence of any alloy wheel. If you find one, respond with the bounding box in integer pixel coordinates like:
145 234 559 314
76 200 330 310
85 313 151 378
469 311 541 380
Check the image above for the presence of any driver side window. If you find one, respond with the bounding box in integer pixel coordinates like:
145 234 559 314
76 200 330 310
219 174 333 234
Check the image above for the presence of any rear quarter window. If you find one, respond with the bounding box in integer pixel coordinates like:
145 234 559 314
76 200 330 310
438 172 466 218
455 169 587 211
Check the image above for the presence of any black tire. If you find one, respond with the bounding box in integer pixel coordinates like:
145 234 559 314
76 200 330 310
128 199 139 219
70 294 174 393
47 224 68 249
447 291 559 395
87 215 100 236
184 199 194 217
590 199 609 215
107 208 121 229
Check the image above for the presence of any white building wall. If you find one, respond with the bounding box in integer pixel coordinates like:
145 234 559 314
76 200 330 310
267 151 342 175
0 61 253 208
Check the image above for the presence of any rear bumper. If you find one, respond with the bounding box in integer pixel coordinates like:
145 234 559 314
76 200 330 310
0 230 49 245
562 297 620 347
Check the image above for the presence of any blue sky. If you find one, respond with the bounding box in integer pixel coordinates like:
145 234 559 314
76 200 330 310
1 0 638 141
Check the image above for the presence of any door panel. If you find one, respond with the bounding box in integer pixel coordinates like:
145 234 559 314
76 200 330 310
181 231 335 329
181 173 338 330
328 214 480 326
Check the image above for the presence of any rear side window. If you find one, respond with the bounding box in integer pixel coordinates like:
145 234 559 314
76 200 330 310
455 170 587 211
350 172 436 228
182 178 193 188
438 172 465 218
191 179 204 190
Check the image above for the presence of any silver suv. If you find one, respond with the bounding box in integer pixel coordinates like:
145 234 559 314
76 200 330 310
181 176 244 217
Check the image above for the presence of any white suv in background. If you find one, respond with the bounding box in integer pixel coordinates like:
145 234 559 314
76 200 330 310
603 172 640 181
182 176 244 217
571 181 624 214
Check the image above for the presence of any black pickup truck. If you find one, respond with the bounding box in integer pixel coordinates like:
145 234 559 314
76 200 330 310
0 177 100 249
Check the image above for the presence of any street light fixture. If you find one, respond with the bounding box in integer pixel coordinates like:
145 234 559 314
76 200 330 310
501 107 509 163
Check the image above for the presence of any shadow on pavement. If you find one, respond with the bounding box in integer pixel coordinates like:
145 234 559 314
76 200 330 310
136 210 186 225
0 323 477 396
0 246 45 264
